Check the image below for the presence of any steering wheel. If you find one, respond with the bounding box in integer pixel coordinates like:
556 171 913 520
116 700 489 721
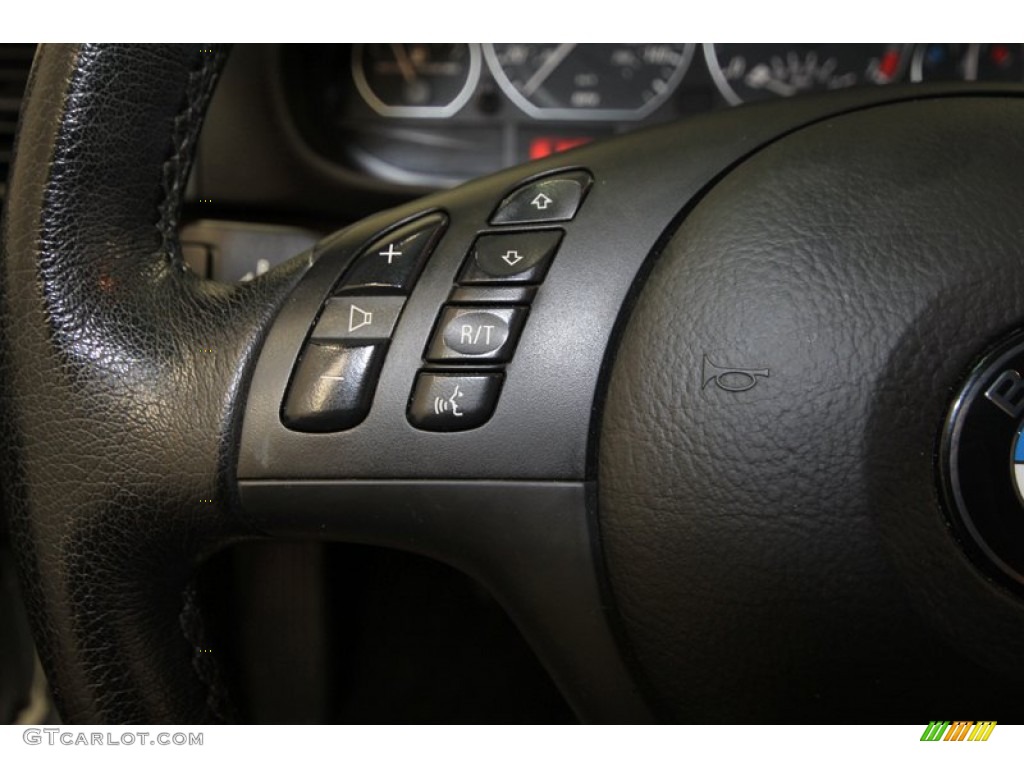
7 43 1024 724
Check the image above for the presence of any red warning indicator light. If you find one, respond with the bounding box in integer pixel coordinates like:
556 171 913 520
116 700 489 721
529 136 591 161
877 49 901 82
990 44 1011 69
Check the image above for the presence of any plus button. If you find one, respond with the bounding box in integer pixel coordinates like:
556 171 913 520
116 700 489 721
379 243 402 264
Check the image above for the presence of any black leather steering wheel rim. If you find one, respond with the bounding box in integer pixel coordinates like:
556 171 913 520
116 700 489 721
1 44 306 723
8 43 1024 725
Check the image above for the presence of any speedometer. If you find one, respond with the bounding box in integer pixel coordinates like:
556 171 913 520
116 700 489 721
352 44 482 119
483 44 695 121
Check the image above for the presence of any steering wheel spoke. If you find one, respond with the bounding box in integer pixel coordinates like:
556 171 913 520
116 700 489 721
232 120 821 720
241 479 647 721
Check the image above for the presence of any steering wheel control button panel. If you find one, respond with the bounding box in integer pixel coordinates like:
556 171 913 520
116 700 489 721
407 372 504 431
426 306 527 363
278 212 453 433
460 230 564 284
489 170 592 225
281 343 386 432
403 176 583 430
310 296 406 342
332 213 447 293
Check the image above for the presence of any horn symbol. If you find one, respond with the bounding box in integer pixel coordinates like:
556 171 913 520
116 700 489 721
701 355 770 393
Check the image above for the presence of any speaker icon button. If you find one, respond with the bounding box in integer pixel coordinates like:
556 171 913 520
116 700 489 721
310 295 406 342
348 304 373 333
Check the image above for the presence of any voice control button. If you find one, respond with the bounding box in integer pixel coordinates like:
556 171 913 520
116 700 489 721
407 372 504 432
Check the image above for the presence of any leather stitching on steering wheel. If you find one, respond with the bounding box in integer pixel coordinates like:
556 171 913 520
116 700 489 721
157 45 229 270
148 43 238 723
179 580 236 722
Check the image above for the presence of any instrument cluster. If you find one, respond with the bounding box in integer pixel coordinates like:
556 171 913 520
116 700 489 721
280 44 1023 188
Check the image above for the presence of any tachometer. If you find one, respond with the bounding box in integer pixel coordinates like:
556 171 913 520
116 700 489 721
352 43 482 119
704 44 908 105
483 44 695 120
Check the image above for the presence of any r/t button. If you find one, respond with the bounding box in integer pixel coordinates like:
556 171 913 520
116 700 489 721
425 305 528 363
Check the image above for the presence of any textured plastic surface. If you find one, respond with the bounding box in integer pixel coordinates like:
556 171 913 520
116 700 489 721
448 284 537 305
599 97 1024 722
239 479 651 723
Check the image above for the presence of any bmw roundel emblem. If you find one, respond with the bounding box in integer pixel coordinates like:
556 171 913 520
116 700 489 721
942 332 1024 590
1014 426 1024 506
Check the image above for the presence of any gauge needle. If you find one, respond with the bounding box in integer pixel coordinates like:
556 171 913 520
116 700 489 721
521 43 577 97
963 43 980 81
390 43 417 84
745 64 798 97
